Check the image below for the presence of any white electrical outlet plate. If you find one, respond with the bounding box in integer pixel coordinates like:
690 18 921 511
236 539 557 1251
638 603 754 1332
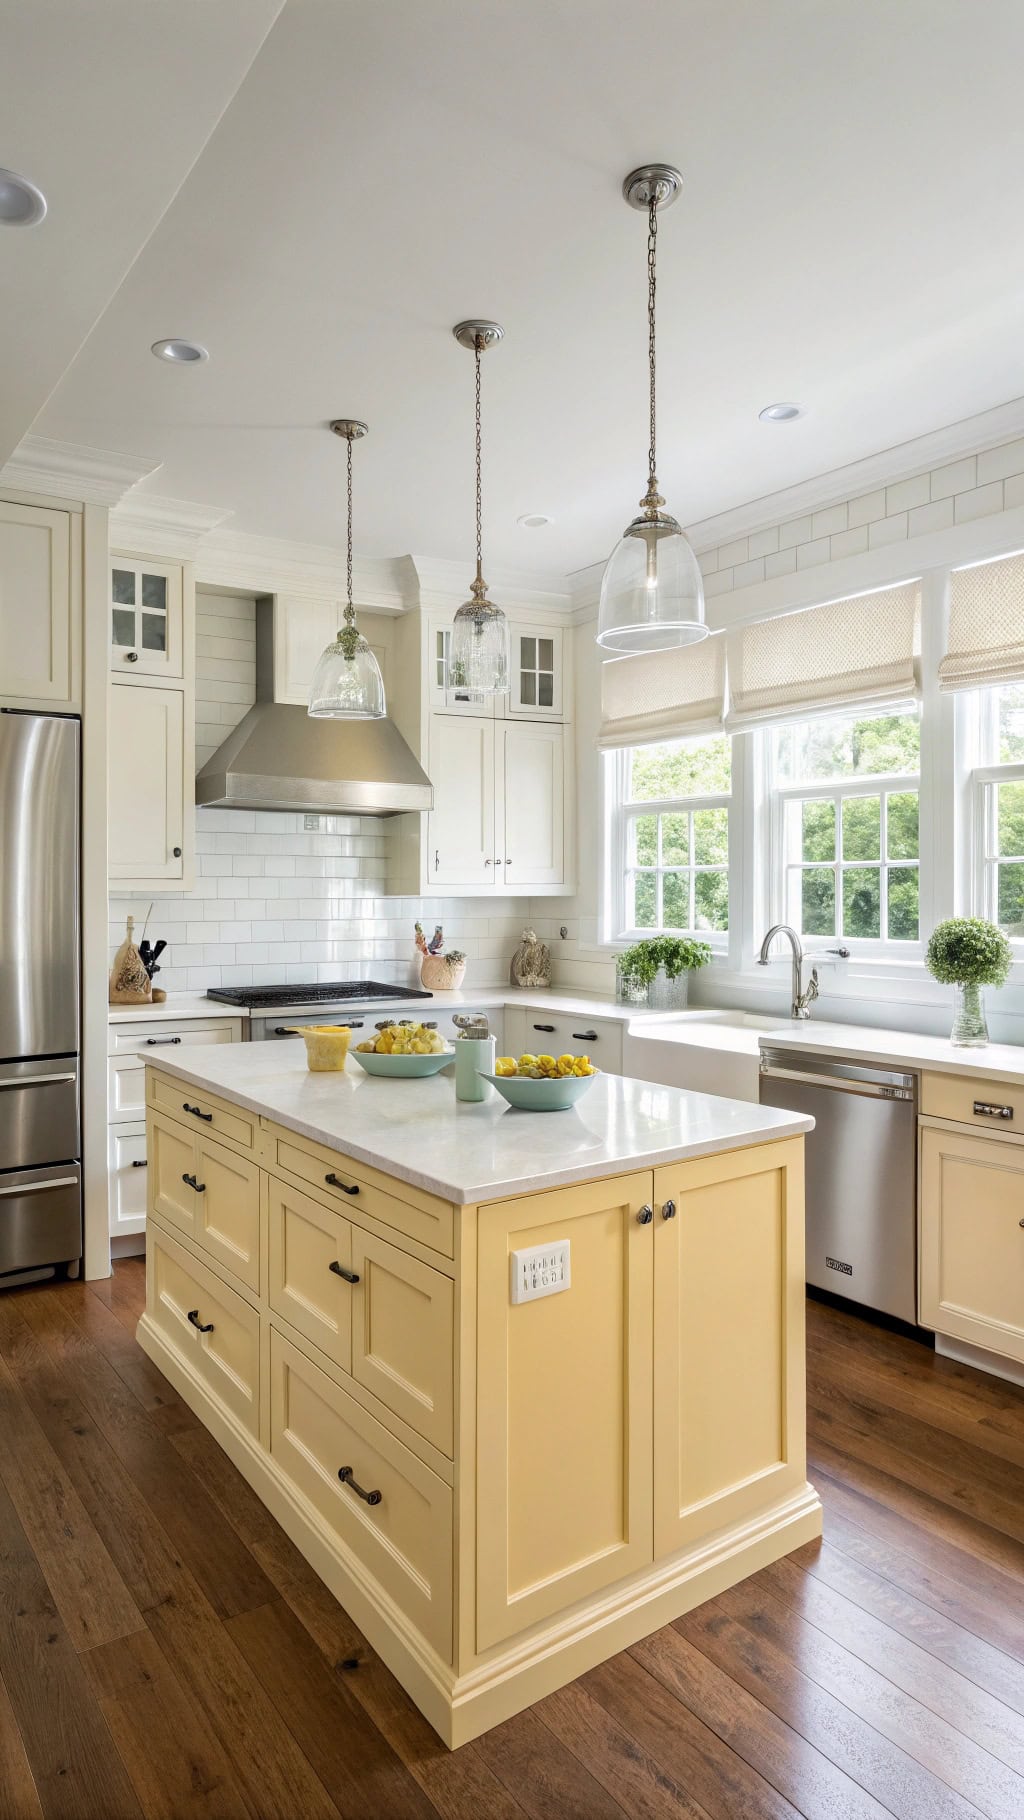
510 1239 571 1304
303 813 321 831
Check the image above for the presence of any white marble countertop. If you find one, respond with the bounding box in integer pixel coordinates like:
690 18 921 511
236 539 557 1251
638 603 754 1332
145 1041 813 1204
108 994 250 1024
108 986 650 1027
760 1019 1024 1085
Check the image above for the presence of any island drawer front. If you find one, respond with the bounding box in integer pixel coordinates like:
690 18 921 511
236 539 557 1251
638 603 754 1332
149 1071 256 1151
921 1072 1023 1130
268 1176 353 1369
110 1020 239 1058
350 1228 454 1456
148 1222 260 1437
149 1113 260 1291
510 1008 622 1073
267 1128 454 1258
270 1331 452 1661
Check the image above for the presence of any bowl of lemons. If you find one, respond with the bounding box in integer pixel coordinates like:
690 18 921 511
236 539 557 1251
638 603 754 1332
482 1052 599 1111
352 1021 454 1078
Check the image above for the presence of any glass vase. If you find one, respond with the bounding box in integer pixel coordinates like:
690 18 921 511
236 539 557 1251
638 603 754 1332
951 981 989 1047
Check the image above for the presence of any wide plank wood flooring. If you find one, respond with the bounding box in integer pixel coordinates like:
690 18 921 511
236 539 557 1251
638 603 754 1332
0 1263 1022 1819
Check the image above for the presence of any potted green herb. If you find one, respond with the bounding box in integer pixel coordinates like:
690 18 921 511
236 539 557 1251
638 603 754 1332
925 917 1012 1047
616 935 712 1009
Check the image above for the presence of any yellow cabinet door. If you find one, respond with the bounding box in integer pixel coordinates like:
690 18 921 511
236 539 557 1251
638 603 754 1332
267 1174 354 1368
149 1111 199 1242
269 1331 452 1660
350 1227 454 1456
653 1139 807 1557
147 1222 260 1437
193 1136 260 1292
920 1126 1024 1362
476 1171 654 1653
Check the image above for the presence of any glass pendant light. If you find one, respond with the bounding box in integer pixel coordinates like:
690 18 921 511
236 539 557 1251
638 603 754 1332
597 165 708 654
448 320 511 694
308 419 386 719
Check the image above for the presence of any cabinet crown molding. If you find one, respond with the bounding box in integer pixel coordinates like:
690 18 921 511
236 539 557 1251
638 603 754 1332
110 492 234 560
0 434 161 507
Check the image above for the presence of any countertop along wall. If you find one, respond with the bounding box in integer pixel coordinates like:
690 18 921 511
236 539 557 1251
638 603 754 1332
107 588 533 992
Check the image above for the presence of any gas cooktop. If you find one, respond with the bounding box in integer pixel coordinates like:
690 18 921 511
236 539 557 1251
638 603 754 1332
206 980 432 1009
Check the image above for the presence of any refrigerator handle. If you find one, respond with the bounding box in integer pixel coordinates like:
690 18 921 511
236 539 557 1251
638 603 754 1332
0 1072 76 1090
0 1175 79 1197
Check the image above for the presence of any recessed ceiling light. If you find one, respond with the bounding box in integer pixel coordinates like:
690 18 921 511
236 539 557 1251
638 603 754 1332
151 338 209 364
517 513 551 528
0 167 47 226
758 402 804 423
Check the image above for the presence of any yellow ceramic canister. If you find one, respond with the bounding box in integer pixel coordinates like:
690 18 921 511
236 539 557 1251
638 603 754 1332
285 1025 354 1072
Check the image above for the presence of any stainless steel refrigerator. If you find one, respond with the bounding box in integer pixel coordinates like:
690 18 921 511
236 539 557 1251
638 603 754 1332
0 709 81 1279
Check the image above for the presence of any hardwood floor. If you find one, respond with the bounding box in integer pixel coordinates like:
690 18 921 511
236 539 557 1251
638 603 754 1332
0 1266 1022 1819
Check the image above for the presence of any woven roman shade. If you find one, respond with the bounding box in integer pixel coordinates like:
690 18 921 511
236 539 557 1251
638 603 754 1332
597 632 726 750
725 582 921 731
939 551 1024 692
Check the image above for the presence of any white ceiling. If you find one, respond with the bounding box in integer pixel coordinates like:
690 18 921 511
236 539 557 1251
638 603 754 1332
24 0 1024 576
0 0 284 468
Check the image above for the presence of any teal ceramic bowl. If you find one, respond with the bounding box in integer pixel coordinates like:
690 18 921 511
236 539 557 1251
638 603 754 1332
481 1070 598 1112
352 1048 454 1079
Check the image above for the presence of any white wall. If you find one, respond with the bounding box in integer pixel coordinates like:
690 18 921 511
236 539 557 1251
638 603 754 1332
108 589 532 991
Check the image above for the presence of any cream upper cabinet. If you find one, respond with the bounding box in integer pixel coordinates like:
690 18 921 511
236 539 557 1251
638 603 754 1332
0 500 76 708
427 621 496 717
271 595 388 705
919 1124 1024 1364
426 714 569 893
108 683 190 888
507 623 564 719
428 714 497 887
109 557 183 679
498 722 564 888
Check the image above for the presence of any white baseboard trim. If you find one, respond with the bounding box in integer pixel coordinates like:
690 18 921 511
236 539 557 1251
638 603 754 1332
936 1332 1024 1388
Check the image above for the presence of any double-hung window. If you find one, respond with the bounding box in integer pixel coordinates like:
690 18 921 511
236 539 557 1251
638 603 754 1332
614 734 732 940
769 710 922 945
972 684 1024 936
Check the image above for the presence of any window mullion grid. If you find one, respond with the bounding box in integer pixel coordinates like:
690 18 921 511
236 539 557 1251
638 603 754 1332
656 812 664 930
880 790 889 944
688 808 696 933
834 784 843 940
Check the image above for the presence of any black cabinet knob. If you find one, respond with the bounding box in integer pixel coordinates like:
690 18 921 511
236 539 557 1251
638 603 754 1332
662 1199 677 1220
172 846 182 858
637 1204 654 1225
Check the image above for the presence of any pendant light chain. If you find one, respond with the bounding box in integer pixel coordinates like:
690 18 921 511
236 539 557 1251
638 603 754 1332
474 334 484 583
647 192 658 497
344 429 355 627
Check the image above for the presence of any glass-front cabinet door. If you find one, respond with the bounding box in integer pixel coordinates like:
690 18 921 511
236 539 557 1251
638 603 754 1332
508 624 563 719
109 558 183 679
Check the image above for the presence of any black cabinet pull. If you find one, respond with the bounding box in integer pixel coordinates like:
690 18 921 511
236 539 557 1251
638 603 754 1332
637 1204 654 1225
338 1466 381 1506
533 1023 556 1033
329 1261 360 1284
572 1031 599 1041
187 1309 214 1333
661 1199 676 1220
181 1172 206 1193
145 1036 181 1046
131 1158 147 1168
325 1173 359 1196
182 1102 213 1122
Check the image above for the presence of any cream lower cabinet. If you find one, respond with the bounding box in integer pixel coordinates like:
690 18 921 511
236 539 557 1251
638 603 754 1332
138 1081 815 1749
919 1123 1024 1364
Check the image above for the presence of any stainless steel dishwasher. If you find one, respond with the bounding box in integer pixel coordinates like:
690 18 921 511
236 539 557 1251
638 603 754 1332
759 1047 918 1323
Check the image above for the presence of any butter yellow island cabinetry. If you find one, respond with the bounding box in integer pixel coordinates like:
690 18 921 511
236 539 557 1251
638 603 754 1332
135 1046 819 1747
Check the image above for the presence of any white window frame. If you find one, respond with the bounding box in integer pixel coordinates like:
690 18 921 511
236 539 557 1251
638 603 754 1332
970 687 1024 938
608 741 733 949
766 709 924 954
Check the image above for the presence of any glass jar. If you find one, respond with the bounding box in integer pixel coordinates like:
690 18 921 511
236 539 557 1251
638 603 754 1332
951 981 989 1047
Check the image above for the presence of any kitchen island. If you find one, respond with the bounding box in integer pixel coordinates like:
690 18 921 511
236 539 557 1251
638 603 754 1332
137 1042 819 1746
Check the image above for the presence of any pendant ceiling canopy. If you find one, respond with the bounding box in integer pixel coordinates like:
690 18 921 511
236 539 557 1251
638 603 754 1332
597 165 708 656
308 419 387 719
448 320 511 696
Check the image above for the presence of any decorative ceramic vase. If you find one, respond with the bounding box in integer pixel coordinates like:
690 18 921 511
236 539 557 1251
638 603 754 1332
510 928 551 989
109 915 153 1005
420 953 467 992
951 981 989 1047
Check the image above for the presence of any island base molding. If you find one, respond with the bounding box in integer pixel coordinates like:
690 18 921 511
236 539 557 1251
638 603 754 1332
138 1311 820 1748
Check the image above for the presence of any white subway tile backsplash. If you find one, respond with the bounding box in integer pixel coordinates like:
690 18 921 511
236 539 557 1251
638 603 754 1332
796 537 830 569
868 512 908 547
1004 471 1024 510
885 474 930 515
847 488 887 528
718 536 749 568
907 497 954 536
733 557 765 589
811 503 848 539
829 525 869 560
748 526 779 559
931 455 977 500
977 439 1024 485
954 480 1004 522
764 547 797 579
779 514 813 549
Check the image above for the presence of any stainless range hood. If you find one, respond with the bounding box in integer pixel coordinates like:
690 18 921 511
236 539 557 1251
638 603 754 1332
195 600 432 817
